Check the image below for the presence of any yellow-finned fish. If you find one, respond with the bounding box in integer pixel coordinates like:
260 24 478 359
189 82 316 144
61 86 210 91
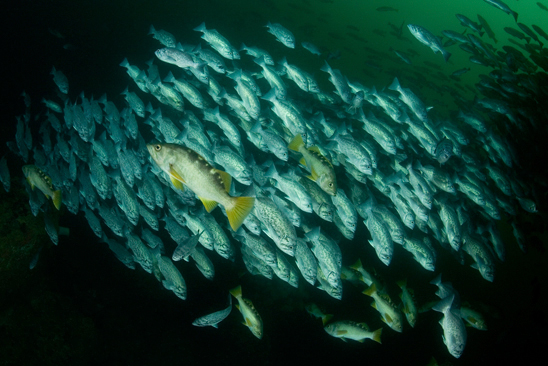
230 285 263 339
363 283 404 333
324 320 382 344
397 279 418 328
147 143 254 231
22 165 62 210
288 134 337 196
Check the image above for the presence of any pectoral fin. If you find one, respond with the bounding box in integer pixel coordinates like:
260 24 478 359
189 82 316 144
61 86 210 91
169 165 186 190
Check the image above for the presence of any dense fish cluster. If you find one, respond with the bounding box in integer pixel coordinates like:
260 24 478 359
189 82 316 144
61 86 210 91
3 5 543 357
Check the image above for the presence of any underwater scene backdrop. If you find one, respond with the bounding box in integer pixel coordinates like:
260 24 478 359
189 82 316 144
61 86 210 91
1 0 548 365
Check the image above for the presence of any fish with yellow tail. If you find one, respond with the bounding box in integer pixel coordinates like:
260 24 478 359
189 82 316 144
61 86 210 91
230 285 263 339
147 143 254 231
288 134 337 196
363 283 404 333
22 165 62 210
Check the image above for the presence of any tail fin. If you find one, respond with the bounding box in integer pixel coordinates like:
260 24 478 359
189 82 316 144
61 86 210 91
227 196 255 231
512 11 518 23
193 22 206 32
432 294 455 313
350 258 363 271
442 50 452 63
288 134 304 152
52 190 62 210
229 285 242 299
322 313 334 326
371 328 382 344
388 77 401 92
362 283 377 297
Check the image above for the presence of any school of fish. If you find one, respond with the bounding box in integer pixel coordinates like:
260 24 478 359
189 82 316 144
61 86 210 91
3 3 544 357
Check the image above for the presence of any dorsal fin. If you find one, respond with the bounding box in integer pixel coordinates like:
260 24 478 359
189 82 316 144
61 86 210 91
216 169 232 192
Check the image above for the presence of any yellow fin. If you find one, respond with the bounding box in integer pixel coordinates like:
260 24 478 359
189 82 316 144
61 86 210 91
336 330 348 335
230 285 242 298
227 196 255 231
372 328 382 344
26 177 35 190
288 134 304 152
169 165 186 183
52 190 62 210
169 165 185 190
299 157 307 167
170 176 185 191
216 169 232 192
199 197 218 213
309 165 319 180
322 314 333 326
384 313 393 323
363 283 377 297
350 258 363 270
308 145 321 153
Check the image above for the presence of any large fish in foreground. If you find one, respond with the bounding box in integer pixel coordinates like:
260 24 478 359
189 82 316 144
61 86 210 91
147 143 255 231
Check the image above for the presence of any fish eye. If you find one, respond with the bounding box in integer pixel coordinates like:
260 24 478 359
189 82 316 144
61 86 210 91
154 145 162 151
329 183 333 187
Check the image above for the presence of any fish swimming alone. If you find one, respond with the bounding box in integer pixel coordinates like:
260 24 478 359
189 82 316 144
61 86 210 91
147 143 255 231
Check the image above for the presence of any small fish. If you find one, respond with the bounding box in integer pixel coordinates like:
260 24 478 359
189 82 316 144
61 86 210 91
194 22 240 60
288 134 337 196
324 321 382 343
148 25 176 47
22 165 62 210
460 306 487 331
434 137 454 164
407 24 451 62
483 0 518 22
363 283 404 333
532 24 548 41
230 285 263 339
155 48 204 69
301 42 322 55
192 294 232 328
455 14 484 37
451 67 471 77
477 15 497 44
265 22 295 48
51 67 69 94
397 280 418 328
432 295 467 358
172 231 203 262
305 303 333 325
